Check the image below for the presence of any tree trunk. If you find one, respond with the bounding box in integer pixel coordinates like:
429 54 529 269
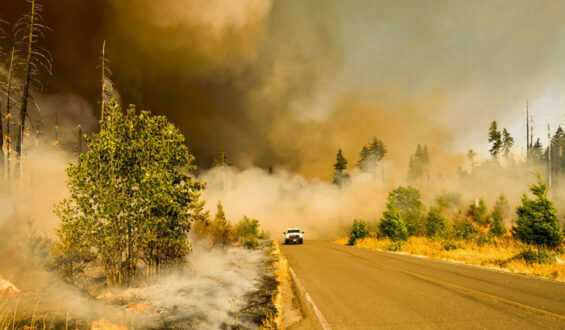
16 0 36 159
3 47 15 182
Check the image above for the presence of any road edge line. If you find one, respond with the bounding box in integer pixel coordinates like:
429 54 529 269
288 266 332 330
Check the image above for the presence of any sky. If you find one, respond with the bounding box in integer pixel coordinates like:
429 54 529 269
3 0 565 178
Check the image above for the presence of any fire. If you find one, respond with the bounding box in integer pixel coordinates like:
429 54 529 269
90 319 127 330
0 275 21 296
129 302 150 313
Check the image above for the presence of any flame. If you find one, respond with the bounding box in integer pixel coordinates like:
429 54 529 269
129 302 150 313
0 275 21 296
90 319 127 330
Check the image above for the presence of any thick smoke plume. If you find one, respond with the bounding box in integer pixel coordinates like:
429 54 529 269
4 0 565 173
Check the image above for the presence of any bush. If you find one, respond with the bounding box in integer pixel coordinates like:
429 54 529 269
387 241 405 251
467 198 489 226
379 204 408 242
235 216 263 249
490 194 508 236
517 249 555 265
425 207 448 238
387 186 426 236
512 175 563 249
454 218 479 240
442 241 460 251
348 219 370 245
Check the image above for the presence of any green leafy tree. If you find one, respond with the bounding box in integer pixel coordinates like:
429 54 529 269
490 194 509 236
387 186 426 236
512 175 563 249
488 121 502 159
467 198 489 226
54 101 204 286
425 207 448 238
379 203 408 242
348 219 370 245
235 216 262 249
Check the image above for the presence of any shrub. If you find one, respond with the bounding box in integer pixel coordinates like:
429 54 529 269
235 216 263 249
387 241 405 251
467 198 489 226
454 218 479 240
387 186 426 236
379 204 408 242
442 241 459 251
512 175 563 249
517 249 555 265
490 194 509 236
425 207 448 238
348 219 370 245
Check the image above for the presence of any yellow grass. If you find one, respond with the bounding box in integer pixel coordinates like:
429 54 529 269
333 235 565 281
261 240 287 329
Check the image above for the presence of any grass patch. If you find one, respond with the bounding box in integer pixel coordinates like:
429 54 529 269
334 235 565 281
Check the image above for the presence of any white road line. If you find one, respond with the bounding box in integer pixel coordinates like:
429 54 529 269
289 266 332 330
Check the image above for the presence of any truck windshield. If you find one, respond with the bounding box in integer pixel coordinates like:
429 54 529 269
288 229 301 233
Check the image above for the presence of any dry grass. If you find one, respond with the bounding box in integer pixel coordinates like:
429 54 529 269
334 235 565 281
261 240 285 329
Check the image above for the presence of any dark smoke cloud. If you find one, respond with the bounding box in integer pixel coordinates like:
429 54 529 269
3 0 565 177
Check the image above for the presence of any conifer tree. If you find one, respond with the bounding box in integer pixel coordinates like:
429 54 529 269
212 148 232 167
333 149 347 173
333 149 349 185
512 174 563 249
488 121 502 159
501 128 514 157
490 195 508 236
379 202 408 242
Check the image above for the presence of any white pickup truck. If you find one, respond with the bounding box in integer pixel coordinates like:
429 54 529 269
284 228 304 245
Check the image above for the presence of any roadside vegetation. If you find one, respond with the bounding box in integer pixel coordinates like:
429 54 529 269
337 175 565 281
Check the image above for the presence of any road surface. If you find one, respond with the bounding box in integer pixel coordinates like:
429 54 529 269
281 241 565 329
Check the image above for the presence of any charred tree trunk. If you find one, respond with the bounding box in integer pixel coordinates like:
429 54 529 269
16 0 36 159
3 47 15 180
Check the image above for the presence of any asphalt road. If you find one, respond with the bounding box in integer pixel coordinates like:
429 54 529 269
281 241 565 329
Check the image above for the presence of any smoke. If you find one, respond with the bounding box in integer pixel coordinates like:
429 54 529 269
6 0 565 174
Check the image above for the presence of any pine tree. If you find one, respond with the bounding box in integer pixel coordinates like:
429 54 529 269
212 148 232 167
512 174 563 249
550 127 565 186
212 201 232 247
467 149 477 170
333 149 349 185
425 207 448 238
488 121 502 159
502 128 514 157
408 144 429 183
379 203 408 242
531 139 544 164
490 194 509 236
357 146 371 171
333 149 347 173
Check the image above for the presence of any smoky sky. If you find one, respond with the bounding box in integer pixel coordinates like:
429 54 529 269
3 0 565 178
